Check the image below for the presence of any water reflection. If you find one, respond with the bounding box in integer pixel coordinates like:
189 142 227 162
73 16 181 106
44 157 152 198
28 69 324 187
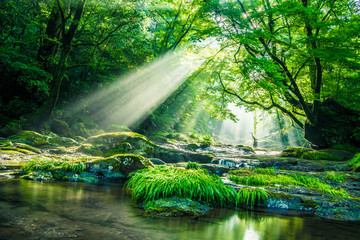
0 180 360 240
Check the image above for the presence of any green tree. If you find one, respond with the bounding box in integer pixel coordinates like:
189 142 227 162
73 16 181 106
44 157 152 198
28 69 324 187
205 0 360 147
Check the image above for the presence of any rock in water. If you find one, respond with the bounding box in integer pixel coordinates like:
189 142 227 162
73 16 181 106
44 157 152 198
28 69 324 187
143 197 210 217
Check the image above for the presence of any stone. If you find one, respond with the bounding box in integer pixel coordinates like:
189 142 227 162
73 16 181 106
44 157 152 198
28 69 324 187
86 153 154 176
50 119 69 137
143 197 210 217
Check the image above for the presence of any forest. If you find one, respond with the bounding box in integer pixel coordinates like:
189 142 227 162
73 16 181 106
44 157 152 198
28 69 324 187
1 0 360 239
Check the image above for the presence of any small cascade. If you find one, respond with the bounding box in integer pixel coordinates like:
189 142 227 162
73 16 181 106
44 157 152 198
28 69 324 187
218 159 237 167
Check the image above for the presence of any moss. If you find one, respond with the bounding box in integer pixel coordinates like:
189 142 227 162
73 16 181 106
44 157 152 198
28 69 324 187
105 124 132 132
87 132 156 147
281 147 311 158
301 151 343 161
301 199 318 209
77 144 103 156
236 145 255 154
48 136 78 147
87 153 154 176
10 130 49 146
0 150 24 155
143 197 210 217
73 136 86 142
271 192 293 200
0 147 35 154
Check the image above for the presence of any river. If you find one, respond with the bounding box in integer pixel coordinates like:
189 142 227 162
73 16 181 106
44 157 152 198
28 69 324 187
0 179 359 240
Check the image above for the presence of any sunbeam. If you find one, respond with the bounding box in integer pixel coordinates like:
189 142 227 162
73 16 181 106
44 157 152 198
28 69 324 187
71 52 195 127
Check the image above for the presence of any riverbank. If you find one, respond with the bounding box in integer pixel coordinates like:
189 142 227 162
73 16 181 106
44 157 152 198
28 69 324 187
1 130 360 222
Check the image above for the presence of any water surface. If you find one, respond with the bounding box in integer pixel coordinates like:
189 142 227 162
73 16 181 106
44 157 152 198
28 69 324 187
0 179 359 240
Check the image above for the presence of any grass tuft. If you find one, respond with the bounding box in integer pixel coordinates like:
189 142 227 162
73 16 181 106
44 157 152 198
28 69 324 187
324 171 346 183
125 166 236 207
229 168 350 198
22 157 85 174
236 188 270 208
349 153 360 171
185 162 201 170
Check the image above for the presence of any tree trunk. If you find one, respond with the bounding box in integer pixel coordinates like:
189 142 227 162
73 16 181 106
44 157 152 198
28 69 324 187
36 0 86 123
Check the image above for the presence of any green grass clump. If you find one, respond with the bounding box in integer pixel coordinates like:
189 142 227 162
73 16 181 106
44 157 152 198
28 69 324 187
185 162 201 170
236 188 270 208
125 166 236 207
324 171 346 183
349 153 360 171
253 168 275 175
229 172 298 186
229 170 350 198
22 157 85 174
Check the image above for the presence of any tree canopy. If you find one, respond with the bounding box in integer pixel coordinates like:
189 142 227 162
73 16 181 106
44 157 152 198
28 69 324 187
0 0 359 147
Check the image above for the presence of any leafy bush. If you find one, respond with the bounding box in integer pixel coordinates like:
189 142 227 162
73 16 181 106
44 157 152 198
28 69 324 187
236 188 270 208
125 166 236 207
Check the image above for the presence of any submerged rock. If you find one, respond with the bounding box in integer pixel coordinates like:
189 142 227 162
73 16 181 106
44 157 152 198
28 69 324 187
143 197 210 217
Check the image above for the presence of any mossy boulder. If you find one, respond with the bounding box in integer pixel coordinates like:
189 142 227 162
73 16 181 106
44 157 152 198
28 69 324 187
281 147 312 158
105 124 132 132
281 147 344 160
83 132 155 157
50 119 69 136
153 147 215 163
48 136 78 147
86 153 154 176
236 144 255 154
143 197 210 217
9 130 78 148
10 130 49 146
186 143 200 151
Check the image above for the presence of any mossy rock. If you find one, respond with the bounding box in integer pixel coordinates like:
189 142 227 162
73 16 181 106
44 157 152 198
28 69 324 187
77 143 103 156
0 149 24 155
48 136 78 147
281 147 312 158
301 151 343 161
0 147 35 155
105 124 132 132
186 143 200 151
86 153 154 176
84 132 155 157
50 119 69 136
143 197 210 217
73 136 86 142
9 130 49 146
12 142 41 153
236 145 255 154
154 147 214 163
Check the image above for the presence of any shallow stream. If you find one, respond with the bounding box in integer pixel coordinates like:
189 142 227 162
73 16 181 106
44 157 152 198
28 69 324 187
1 179 360 240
